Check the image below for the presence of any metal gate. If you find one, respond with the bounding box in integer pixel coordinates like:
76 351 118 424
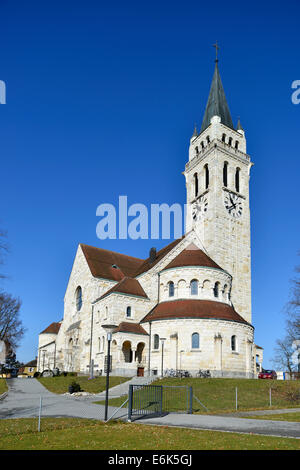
128 384 193 421
128 384 163 421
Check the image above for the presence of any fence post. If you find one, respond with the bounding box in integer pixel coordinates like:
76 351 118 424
189 387 193 414
128 385 133 422
160 386 163 416
38 396 42 432
235 387 238 411
269 388 272 407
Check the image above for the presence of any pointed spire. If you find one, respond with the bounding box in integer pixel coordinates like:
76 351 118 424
200 60 234 133
191 123 198 138
236 117 244 131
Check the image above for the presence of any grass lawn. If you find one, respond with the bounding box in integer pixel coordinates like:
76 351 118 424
95 377 300 414
243 412 300 422
0 417 299 450
0 379 7 394
37 375 129 394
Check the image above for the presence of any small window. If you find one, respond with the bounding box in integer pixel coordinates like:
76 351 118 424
168 281 174 297
222 133 226 142
191 332 200 349
153 334 159 350
126 306 131 318
235 168 240 193
204 164 209 189
75 286 82 311
206 136 210 144
195 146 199 154
235 141 239 150
231 335 237 352
190 279 198 296
223 162 228 187
193 173 198 198
201 141 205 149
213 282 220 298
228 137 232 146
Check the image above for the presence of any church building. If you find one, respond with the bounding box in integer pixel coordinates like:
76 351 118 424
38 57 263 378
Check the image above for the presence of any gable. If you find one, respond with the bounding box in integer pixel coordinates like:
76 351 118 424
80 244 144 281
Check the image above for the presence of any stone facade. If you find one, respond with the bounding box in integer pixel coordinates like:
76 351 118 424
37 60 263 378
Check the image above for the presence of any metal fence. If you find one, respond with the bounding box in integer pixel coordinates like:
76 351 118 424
127 384 193 421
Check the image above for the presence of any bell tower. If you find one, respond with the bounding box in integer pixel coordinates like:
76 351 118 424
184 56 253 324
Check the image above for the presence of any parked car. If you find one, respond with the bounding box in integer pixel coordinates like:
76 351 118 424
41 369 54 377
258 370 277 379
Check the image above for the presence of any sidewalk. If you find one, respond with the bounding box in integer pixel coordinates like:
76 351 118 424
1 378 300 439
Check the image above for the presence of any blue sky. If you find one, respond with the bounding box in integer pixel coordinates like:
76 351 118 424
0 0 299 368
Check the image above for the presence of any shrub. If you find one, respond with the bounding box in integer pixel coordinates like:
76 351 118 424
70 381 81 393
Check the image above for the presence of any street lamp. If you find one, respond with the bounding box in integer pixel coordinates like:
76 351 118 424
101 323 117 421
42 350 46 372
160 338 166 378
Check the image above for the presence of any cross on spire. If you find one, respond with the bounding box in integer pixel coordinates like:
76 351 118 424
213 41 220 62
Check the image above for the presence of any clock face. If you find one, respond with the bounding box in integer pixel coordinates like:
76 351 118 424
192 195 208 221
224 192 243 218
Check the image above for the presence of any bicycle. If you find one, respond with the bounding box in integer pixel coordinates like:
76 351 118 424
196 369 211 378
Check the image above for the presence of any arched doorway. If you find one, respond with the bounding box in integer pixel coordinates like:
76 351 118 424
136 342 145 376
122 341 133 363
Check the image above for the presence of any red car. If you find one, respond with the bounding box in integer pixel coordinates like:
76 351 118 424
258 370 277 379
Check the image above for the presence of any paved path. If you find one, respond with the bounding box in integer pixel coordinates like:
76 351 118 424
1 379 300 440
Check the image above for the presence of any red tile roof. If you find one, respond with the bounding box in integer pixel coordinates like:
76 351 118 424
96 277 148 301
40 322 61 335
134 236 185 276
80 236 186 281
141 300 250 325
162 243 223 271
114 322 148 336
80 244 144 281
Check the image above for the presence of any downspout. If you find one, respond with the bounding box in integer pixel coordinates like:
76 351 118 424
148 321 152 377
89 304 94 378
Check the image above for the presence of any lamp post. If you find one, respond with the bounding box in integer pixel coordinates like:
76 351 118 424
101 323 117 422
160 338 166 378
42 350 46 372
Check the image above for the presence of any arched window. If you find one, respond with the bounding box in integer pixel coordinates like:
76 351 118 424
213 282 220 298
223 284 228 300
75 286 82 311
228 137 232 146
204 164 209 189
153 334 159 350
206 135 210 144
235 168 240 193
190 279 198 296
223 162 228 187
193 173 198 197
126 306 131 318
168 281 174 297
195 146 199 155
231 335 237 352
222 133 226 143
235 140 239 150
201 141 205 149
191 332 200 349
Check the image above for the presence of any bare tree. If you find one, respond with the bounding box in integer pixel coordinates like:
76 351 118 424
0 293 25 352
273 336 295 373
273 254 300 372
